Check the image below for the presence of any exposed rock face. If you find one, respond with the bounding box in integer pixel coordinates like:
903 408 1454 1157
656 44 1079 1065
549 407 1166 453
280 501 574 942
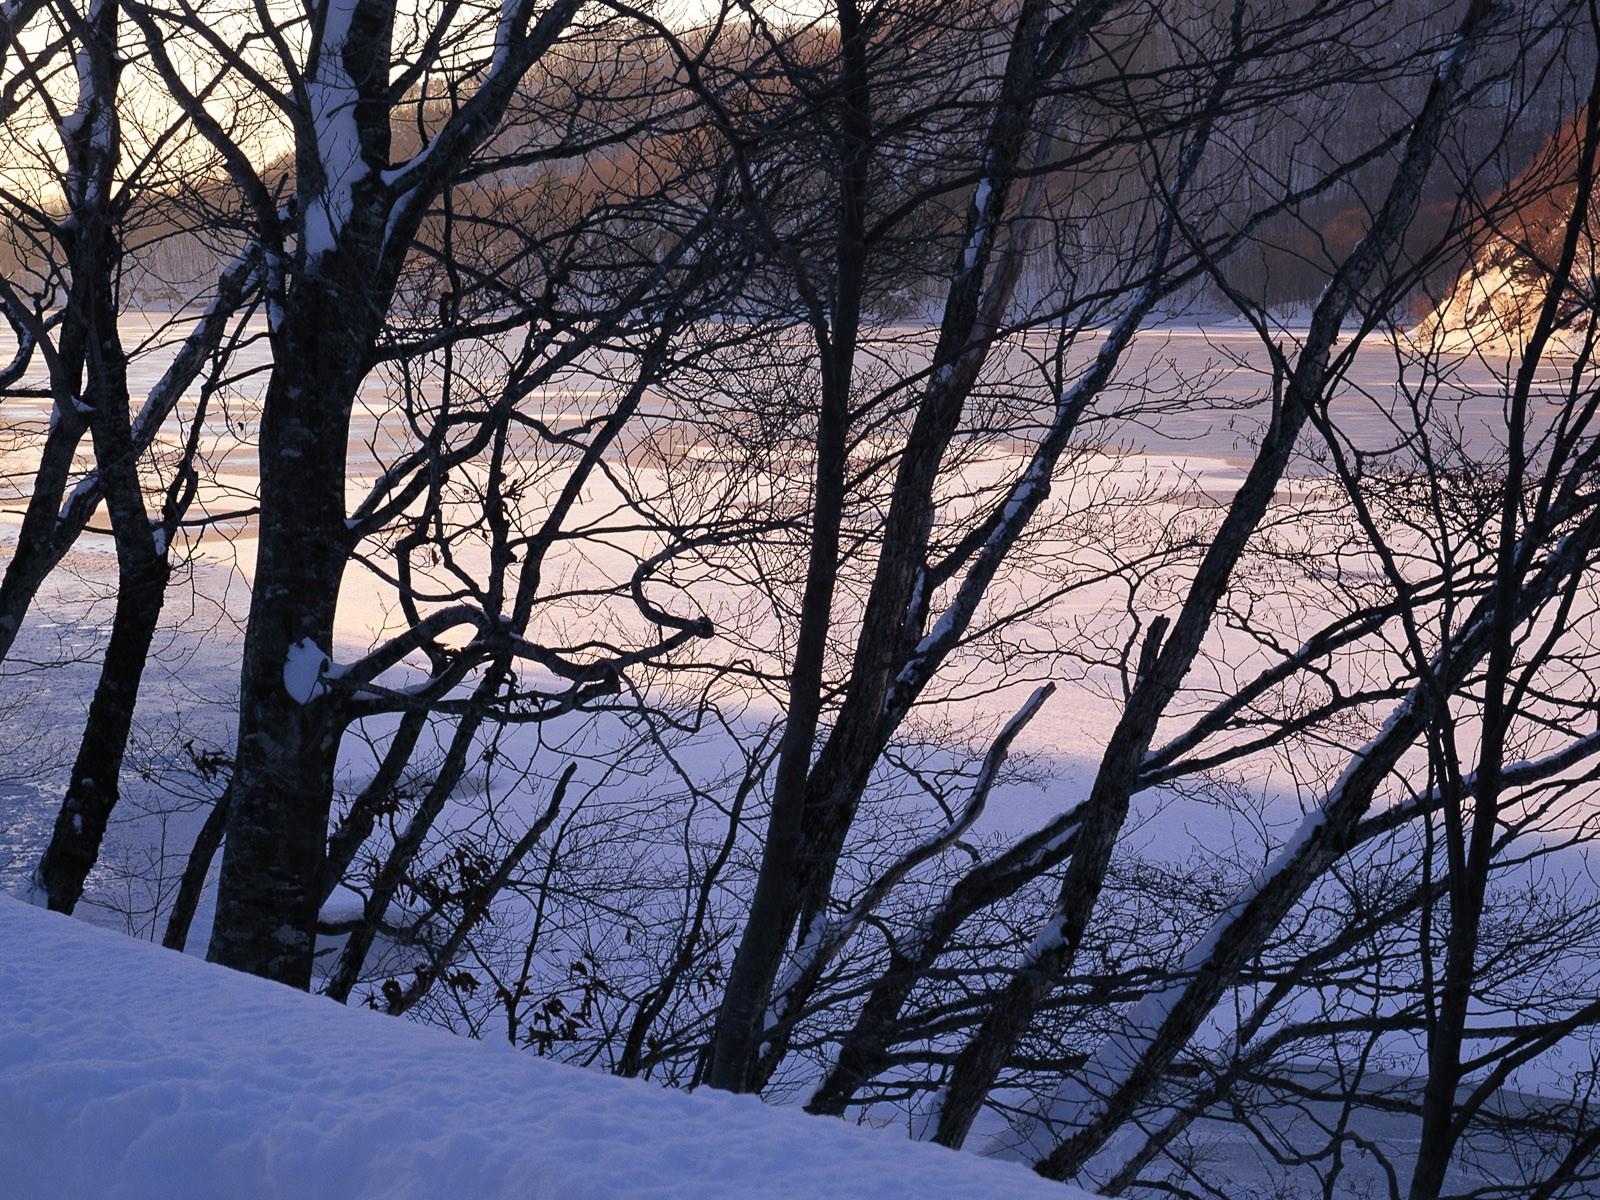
1419 109 1599 358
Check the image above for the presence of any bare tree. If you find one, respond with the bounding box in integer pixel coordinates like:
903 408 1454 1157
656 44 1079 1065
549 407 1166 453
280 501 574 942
10 3 1600 1197
118 0 768 986
0 0 263 913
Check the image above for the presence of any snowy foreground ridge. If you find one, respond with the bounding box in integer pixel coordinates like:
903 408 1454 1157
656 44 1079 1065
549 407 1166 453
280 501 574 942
0 899 1091 1200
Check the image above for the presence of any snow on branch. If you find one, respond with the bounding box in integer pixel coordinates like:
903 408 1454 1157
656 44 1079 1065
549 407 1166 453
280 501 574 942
884 308 1144 721
303 0 369 259
886 53 1231 728
1355 725 1600 842
284 637 336 704
0 299 37 391
131 245 263 444
280 594 714 715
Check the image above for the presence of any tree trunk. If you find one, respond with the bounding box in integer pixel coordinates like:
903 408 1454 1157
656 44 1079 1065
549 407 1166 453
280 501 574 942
162 782 230 952
206 274 373 987
36 550 169 911
706 0 872 1092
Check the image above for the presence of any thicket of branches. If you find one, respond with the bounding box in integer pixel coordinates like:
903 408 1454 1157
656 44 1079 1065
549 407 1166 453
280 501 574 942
5 0 1600 1196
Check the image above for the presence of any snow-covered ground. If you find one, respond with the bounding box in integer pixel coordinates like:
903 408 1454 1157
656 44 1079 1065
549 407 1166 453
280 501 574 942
0 896 1092 1200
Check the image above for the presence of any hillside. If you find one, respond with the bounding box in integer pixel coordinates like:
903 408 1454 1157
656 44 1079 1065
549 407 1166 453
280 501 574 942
1417 107 1599 356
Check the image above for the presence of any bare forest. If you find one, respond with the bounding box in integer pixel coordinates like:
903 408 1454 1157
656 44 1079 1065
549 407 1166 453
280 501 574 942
6 0 1600 1195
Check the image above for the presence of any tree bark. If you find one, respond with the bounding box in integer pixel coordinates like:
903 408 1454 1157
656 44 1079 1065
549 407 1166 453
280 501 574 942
206 267 379 986
162 783 230 952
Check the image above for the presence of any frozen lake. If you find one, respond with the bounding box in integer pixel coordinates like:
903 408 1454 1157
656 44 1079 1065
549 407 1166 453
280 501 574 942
0 315 1559 912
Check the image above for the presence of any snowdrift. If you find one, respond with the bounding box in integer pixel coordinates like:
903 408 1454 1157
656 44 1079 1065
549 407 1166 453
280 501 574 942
0 898 1091 1200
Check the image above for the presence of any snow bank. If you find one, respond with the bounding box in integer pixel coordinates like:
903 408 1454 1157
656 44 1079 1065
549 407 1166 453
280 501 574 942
0 898 1091 1200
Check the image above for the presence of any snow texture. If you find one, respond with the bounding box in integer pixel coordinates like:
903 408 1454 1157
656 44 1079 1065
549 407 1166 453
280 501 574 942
283 637 332 704
963 177 993 273
0 897 1095 1200
303 0 369 259
1023 909 1068 966
892 442 1056 701
492 0 520 72
1021 818 1077 869
61 0 117 209
763 914 826 1035
57 474 98 525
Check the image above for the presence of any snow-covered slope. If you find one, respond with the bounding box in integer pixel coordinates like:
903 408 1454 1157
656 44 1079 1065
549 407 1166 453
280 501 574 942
0 898 1092 1200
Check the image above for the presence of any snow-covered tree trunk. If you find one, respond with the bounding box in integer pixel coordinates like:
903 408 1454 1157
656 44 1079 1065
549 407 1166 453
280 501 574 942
207 269 383 984
204 0 405 983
